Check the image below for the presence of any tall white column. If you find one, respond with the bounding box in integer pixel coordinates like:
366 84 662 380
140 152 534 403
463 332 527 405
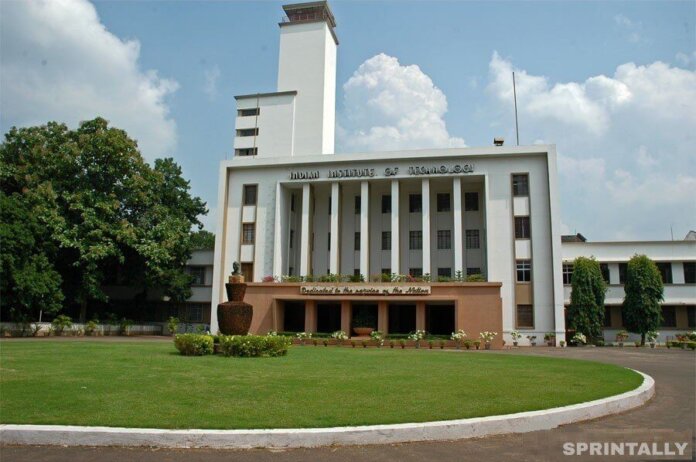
390 180 400 275
272 183 283 277
360 181 370 278
421 178 431 276
299 183 311 277
329 182 340 274
452 177 463 277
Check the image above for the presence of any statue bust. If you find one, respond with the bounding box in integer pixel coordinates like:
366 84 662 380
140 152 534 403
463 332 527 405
232 261 241 275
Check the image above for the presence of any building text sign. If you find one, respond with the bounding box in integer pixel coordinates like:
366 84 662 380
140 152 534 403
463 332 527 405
290 164 474 181
300 285 431 296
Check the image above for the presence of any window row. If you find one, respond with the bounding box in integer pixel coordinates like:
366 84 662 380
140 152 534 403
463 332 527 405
563 261 696 285
603 305 696 328
236 128 259 137
353 192 481 214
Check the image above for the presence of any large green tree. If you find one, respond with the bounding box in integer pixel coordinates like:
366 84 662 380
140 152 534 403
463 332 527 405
1 118 207 322
622 254 664 345
567 257 607 340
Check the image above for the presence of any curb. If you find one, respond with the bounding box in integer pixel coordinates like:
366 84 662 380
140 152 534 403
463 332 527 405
0 370 654 449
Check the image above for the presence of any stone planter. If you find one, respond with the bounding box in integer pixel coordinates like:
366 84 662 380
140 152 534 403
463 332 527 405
353 327 374 336
217 280 253 336
484 342 491 350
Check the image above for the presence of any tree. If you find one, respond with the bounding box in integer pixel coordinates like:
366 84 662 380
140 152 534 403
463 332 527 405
622 254 664 345
567 257 607 341
1 118 207 322
190 230 215 250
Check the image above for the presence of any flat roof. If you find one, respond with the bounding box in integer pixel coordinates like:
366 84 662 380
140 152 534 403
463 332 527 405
234 90 297 100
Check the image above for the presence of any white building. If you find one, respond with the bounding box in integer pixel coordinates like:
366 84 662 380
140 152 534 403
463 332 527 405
211 1 566 345
562 234 696 343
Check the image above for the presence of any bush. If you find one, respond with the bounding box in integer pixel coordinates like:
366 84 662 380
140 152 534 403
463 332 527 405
174 334 214 356
219 335 291 357
51 315 73 335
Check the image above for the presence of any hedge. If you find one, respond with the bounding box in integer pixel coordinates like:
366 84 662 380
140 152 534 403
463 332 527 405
219 334 292 357
174 334 214 356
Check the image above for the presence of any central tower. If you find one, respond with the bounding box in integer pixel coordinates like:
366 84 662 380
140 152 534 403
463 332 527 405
277 1 337 155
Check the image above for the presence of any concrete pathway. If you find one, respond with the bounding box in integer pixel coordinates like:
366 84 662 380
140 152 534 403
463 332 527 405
1 347 694 461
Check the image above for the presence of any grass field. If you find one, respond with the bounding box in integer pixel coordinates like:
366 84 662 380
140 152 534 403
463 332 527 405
0 340 643 429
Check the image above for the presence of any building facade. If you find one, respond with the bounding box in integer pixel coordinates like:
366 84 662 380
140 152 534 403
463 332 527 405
562 235 696 343
211 2 566 346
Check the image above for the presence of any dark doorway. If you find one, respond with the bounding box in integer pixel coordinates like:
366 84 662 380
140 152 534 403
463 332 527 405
317 303 341 333
426 304 455 335
389 304 416 334
283 301 305 332
351 303 377 331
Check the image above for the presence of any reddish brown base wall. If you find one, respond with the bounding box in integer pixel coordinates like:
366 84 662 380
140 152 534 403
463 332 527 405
240 282 504 349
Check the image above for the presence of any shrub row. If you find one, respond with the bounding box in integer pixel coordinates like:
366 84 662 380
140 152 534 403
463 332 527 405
174 333 214 356
219 335 292 357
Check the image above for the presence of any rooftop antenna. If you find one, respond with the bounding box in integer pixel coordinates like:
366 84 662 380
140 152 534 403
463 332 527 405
513 71 520 146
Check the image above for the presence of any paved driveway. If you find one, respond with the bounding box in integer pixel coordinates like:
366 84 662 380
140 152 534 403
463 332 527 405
2 347 694 461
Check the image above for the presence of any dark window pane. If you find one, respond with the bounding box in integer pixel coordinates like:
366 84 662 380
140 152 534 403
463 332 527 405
381 195 391 213
409 194 422 213
354 196 361 214
661 306 676 327
409 231 422 250
516 260 531 282
438 268 451 278
354 232 360 251
464 192 479 211
563 264 573 285
687 306 696 327
604 306 612 327
382 231 391 250
656 262 673 284
410 268 423 277
600 263 610 284
516 305 534 328
515 216 530 239
466 229 479 249
618 263 628 284
243 185 257 206
242 224 255 244
437 230 451 249
684 262 696 284
467 267 481 275
437 193 450 212
512 174 529 196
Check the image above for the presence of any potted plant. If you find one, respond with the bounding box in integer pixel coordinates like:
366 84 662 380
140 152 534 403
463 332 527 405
571 332 587 347
85 319 100 336
312 338 319 347
428 339 434 349
370 330 384 347
510 330 522 347
352 312 374 336
119 318 133 336
296 332 311 346
544 332 556 346
409 330 426 349
616 330 629 347
479 331 497 350
331 330 348 345
464 339 473 350
451 330 467 349
389 339 395 349
51 315 73 336
560 340 566 347
473 340 481 350
439 339 445 349
351 340 356 348
646 330 659 348
634 340 641 348
399 339 406 349
527 335 537 346
361 339 368 348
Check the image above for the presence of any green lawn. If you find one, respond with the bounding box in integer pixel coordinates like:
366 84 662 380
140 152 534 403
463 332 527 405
0 340 643 429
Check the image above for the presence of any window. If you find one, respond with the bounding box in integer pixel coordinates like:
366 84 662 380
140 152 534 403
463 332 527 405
381 195 391 213
289 230 294 249
438 268 451 278
684 262 696 284
382 268 391 276
236 128 258 137
618 263 628 284
288 266 294 276
328 198 331 214
600 263 610 284
354 232 360 251
188 304 203 322
465 229 479 249
563 264 573 285
381 231 391 250
604 306 612 328
241 263 253 282
661 306 676 327
409 194 422 213
235 148 257 156
327 232 331 250
409 231 422 250
354 269 361 277
467 267 481 275
437 230 451 249
290 194 295 212
243 185 257 206
242 224 255 244
516 260 531 282
187 267 206 286
688 305 696 328
354 195 361 214
514 216 530 239
656 262 673 284
516 305 534 328
464 192 479 211
311 232 314 251
410 268 423 277
238 108 260 117
437 193 450 212
512 174 529 196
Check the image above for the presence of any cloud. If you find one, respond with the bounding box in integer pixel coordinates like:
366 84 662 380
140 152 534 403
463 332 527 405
675 51 696 67
487 53 696 240
203 65 221 100
0 0 178 161
337 53 465 152
614 14 643 43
